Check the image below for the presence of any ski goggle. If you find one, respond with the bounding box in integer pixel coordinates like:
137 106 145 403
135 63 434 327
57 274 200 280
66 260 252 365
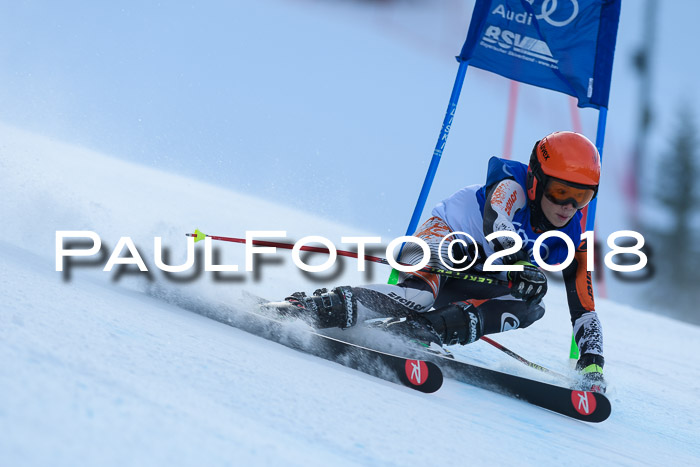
543 178 597 210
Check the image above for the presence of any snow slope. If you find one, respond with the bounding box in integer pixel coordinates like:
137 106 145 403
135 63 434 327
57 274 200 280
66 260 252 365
2 126 699 466
3 0 698 322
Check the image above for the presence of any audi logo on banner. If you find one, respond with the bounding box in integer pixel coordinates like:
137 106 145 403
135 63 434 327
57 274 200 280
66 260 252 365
529 0 580 27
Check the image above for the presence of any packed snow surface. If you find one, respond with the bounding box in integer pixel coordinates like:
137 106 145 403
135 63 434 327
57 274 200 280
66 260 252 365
3 0 700 464
1 125 699 466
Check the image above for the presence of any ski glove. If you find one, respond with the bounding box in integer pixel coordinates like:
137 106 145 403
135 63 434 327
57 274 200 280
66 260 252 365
576 353 606 394
501 247 530 266
506 261 547 304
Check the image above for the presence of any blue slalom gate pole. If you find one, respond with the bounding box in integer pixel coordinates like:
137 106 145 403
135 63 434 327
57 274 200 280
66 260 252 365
570 106 609 360
388 59 469 284
585 107 609 232
404 59 470 237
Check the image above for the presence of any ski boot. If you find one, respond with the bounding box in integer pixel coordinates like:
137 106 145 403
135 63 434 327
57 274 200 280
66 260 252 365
575 353 607 393
280 286 358 330
365 316 446 351
366 301 482 348
418 301 483 346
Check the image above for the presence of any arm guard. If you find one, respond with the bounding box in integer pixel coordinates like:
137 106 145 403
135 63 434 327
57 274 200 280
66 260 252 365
483 179 526 251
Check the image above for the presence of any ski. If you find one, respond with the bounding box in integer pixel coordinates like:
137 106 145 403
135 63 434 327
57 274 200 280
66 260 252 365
363 314 610 422
427 353 611 422
219 293 607 419
212 297 443 394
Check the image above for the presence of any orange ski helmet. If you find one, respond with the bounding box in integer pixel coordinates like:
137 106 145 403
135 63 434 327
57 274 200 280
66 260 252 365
526 131 601 230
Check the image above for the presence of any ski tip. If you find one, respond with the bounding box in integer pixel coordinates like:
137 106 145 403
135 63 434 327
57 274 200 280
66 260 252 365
193 229 206 243
403 359 443 393
570 390 611 422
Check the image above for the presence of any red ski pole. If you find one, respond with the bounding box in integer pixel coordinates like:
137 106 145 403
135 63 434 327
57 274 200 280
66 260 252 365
479 336 573 382
186 229 511 287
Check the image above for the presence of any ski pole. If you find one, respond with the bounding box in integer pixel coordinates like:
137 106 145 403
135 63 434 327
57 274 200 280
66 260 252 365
479 336 574 383
186 229 511 287
191 230 572 381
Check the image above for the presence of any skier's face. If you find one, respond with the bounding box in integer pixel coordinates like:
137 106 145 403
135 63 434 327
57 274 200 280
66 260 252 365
540 195 576 228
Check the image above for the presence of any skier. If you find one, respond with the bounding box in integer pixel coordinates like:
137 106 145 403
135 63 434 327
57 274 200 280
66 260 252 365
283 131 606 392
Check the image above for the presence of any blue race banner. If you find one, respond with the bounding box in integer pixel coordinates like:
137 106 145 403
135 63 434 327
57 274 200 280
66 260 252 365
460 0 621 109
